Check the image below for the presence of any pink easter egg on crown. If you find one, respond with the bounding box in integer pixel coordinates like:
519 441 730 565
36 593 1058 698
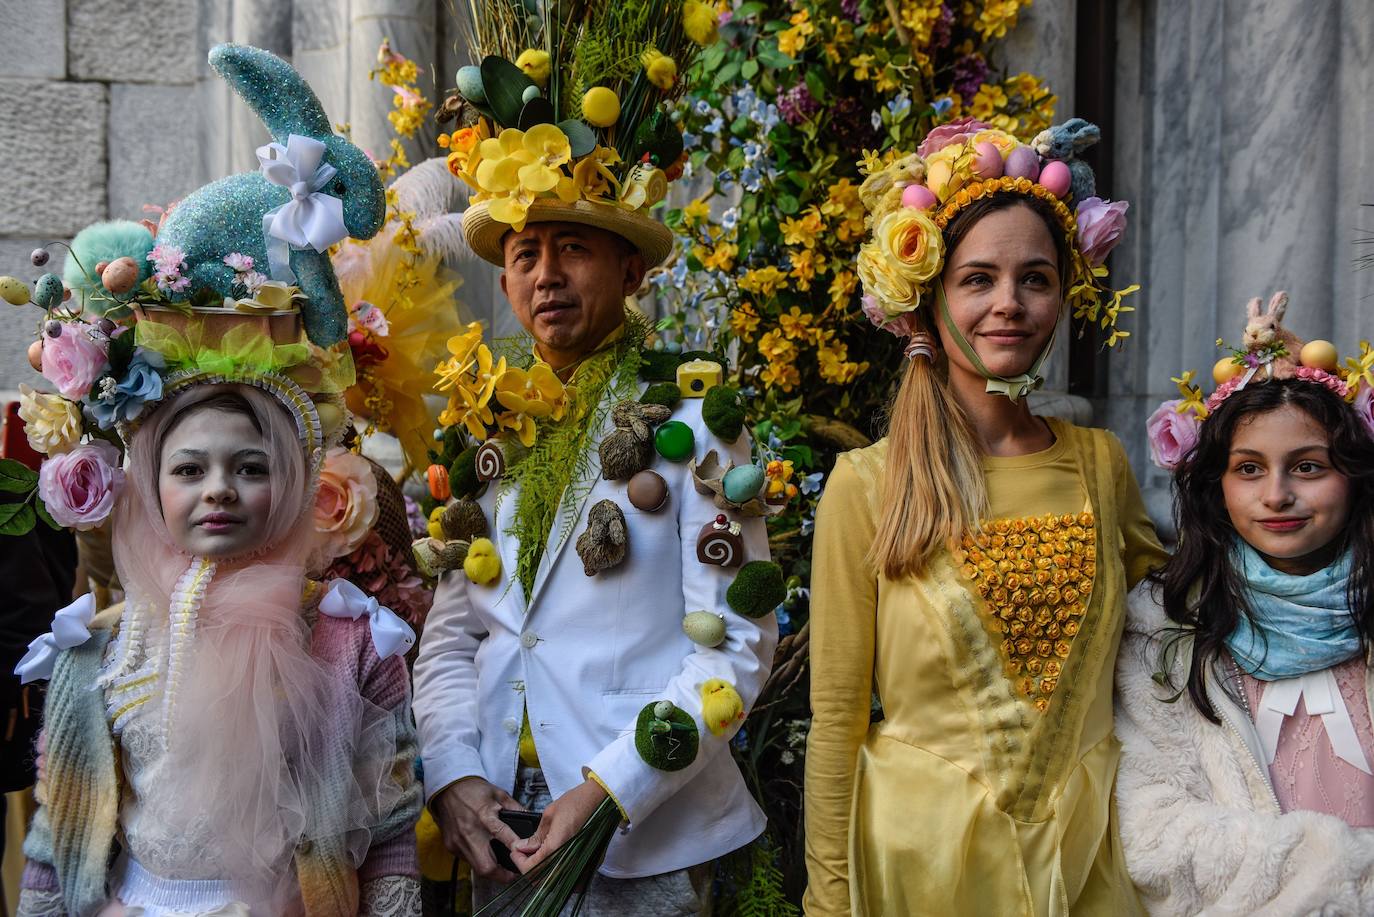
902 183 939 210
1038 160 1072 198
1004 146 1040 181
972 141 1004 179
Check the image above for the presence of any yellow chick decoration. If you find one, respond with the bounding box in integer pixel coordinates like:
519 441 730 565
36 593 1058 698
682 0 719 46
515 49 551 87
464 537 502 585
700 678 745 737
640 47 678 91
426 505 446 539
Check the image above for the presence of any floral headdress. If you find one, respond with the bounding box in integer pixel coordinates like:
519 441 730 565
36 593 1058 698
443 0 723 265
1146 291 1374 470
855 116 1139 400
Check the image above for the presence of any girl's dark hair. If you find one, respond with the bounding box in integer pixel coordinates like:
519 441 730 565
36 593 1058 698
941 192 1072 286
1155 378 1374 722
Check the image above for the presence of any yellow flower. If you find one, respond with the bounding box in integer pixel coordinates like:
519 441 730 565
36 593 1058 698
1345 341 1374 391
475 129 533 192
849 53 876 81
777 306 813 341
970 83 1009 120
857 241 918 317
777 25 806 58
515 49 551 87
682 197 711 226
701 242 737 272
641 47 678 90
17 384 82 454
683 0 719 45
875 209 944 283
829 269 858 307
730 307 760 341
493 362 572 447
789 248 826 291
570 145 622 202
737 266 789 297
518 123 573 193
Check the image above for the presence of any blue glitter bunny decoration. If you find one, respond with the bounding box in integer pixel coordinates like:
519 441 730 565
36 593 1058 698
153 43 386 346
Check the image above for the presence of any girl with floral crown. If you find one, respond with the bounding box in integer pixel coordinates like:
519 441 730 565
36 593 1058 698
11 42 422 917
803 117 1164 915
1115 296 1374 914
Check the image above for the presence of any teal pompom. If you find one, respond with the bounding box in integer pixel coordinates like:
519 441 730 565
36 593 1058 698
702 384 745 442
63 221 154 312
727 561 787 619
640 382 682 409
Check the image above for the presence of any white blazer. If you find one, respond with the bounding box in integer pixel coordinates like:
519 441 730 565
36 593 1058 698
413 381 778 878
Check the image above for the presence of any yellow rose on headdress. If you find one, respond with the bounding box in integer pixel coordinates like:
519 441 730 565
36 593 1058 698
857 241 918 317
515 49 551 88
875 209 944 284
17 384 82 454
640 47 678 90
971 129 1019 159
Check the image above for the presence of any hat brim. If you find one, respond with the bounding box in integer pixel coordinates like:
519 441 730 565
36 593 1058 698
461 198 674 268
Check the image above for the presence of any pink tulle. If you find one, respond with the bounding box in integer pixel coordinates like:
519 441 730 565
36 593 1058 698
108 384 402 911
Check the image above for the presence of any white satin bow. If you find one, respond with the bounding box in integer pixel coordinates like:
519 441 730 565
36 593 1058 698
318 579 415 660
256 134 349 284
1258 668 1373 775
15 593 96 684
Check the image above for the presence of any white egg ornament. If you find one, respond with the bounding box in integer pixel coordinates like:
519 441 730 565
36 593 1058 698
972 141 1004 179
1038 160 1072 198
682 610 727 648
1004 146 1040 182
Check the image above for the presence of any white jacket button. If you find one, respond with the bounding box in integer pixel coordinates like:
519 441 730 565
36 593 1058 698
503 717 519 734
520 631 538 648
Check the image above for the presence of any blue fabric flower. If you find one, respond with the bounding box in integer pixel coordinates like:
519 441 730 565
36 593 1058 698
87 348 165 429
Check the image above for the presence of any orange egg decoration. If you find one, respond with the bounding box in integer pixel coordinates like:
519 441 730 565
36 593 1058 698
427 463 451 502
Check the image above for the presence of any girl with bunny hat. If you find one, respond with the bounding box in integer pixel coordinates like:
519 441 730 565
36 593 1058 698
11 44 421 917
1115 294 1374 914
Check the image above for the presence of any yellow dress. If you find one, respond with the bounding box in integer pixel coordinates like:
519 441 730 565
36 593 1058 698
803 419 1165 916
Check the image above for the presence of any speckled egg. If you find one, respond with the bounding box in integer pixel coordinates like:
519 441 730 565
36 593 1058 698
682 611 727 648
627 469 669 512
456 66 486 103
32 274 64 310
0 276 31 306
1004 147 1040 181
1300 340 1339 372
101 257 140 295
722 464 765 504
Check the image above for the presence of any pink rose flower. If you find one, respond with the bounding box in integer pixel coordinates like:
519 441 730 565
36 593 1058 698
1146 399 1201 470
37 441 124 530
40 322 110 400
314 447 380 560
861 295 921 338
916 117 992 158
1352 385 1374 441
1075 197 1130 267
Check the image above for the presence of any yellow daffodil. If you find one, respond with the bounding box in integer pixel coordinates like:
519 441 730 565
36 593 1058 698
515 49 551 87
640 47 678 90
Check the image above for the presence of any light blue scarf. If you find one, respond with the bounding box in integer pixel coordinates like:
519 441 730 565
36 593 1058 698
1225 540 1359 681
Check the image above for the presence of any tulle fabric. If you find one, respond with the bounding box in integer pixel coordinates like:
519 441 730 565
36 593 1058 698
105 383 403 912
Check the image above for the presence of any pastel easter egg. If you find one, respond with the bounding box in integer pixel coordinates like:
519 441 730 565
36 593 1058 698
722 464 765 504
1300 340 1339 371
1004 146 1040 181
0 275 31 306
972 141 1005 179
901 183 938 210
1039 160 1072 198
682 611 727 648
627 469 669 512
101 257 140 295
926 160 953 197
456 66 486 104
27 339 43 370
1212 357 1245 385
521 85 542 103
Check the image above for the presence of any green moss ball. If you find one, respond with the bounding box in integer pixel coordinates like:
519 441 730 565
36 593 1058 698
640 382 683 409
634 702 699 771
702 385 745 443
727 561 787 619
448 445 480 499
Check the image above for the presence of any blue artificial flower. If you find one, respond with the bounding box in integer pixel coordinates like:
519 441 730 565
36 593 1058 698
741 141 762 163
886 93 912 117
800 515 815 537
87 348 164 429
671 261 689 286
721 207 739 231
933 96 954 115
694 98 714 116
703 116 725 135
731 727 750 751
717 170 736 191
871 110 883 130
740 167 762 192
681 131 699 150
799 471 824 495
650 270 671 289
775 604 793 636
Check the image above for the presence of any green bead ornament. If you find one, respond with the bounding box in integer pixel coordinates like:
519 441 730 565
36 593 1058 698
727 561 787 619
654 421 695 462
634 701 699 771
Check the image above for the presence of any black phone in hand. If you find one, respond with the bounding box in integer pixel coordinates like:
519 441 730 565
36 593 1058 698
490 808 542 872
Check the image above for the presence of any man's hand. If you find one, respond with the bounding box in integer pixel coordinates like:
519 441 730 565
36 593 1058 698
430 777 525 882
509 778 610 872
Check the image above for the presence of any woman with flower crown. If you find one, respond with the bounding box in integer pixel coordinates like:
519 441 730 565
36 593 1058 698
12 43 422 917
1114 296 1374 914
802 117 1165 915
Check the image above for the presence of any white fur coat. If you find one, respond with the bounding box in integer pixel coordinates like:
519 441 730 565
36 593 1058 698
1114 584 1374 916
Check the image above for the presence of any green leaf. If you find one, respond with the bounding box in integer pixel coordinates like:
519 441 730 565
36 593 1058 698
777 193 800 215
736 1 766 16
804 69 828 102
782 444 814 467
741 59 760 80
757 43 796 70
517 96 556 129
714 60 742 88
558 119 597 157
34 498 60 531
480 56 536 127
0 501 36 536
0 458 38 494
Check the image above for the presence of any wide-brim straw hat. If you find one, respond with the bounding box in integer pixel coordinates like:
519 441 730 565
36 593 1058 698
462 198 674 268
